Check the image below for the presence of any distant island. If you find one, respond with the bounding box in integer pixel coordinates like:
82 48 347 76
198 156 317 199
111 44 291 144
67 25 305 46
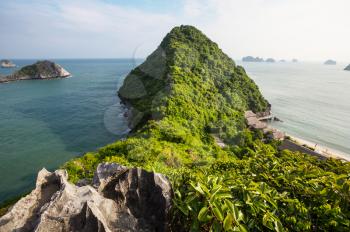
324 59 336 65
292 58 298 62
0 60 70 83
242 56 264 62
279 59 286 62
345 64 350 71
265 58 275 63
1 60 16 68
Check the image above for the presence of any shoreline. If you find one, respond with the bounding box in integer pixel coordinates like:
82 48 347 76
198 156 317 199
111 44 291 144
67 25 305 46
285 133 350 162
286 133 350 162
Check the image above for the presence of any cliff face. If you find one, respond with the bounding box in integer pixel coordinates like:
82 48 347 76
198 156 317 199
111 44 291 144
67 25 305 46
118 25 269 132
0 60 70 83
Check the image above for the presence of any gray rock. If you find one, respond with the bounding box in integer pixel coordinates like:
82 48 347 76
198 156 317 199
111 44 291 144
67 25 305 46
1 59 16 68
242 56 264 62
344 64 350 71
265 58 275 63
93 162 127 188
324 59 336 65
0 60 70 83
0 163 173 232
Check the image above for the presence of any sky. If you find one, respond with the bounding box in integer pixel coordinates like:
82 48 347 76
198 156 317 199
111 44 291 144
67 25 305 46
0 0 349 62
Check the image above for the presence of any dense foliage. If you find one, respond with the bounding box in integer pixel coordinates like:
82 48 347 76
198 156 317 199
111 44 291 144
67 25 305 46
63 26 350 231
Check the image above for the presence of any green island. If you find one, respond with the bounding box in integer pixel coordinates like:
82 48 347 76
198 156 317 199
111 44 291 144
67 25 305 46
2 25 350 231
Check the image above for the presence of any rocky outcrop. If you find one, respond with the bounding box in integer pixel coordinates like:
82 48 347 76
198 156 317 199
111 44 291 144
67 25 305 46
324 59 336 65
0 163 173 232
1 59 16 68
242 56 264 62
344 64 350 71
0 60 70 83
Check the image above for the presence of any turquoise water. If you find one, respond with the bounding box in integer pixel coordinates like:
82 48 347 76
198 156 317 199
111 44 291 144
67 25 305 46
0 59 133 203
239 61 350 158
1 59 350 203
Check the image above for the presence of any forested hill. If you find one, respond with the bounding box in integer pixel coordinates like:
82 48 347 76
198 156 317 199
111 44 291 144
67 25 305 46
118 25 269 137
63 26 350 231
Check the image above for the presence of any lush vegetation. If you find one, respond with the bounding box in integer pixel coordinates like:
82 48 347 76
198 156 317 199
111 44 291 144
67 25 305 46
63 26 350 231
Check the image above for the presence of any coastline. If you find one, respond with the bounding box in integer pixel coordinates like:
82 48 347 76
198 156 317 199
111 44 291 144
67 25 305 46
285 133 350 162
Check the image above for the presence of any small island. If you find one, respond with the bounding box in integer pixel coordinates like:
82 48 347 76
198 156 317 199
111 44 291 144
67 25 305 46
265 58 275 63
324 59 336 65
242 56 264 62
0 60 70 83
344 64 350 71
292 58 298 62
279 59 286 62
1 60 16 68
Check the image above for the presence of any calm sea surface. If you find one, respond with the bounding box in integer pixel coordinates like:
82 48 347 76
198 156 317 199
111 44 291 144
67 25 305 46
239 61 350 159
0 59 349 203
0 59 133 203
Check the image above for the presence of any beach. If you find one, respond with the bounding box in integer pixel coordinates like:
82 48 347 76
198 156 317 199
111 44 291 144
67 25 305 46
285 134 350 162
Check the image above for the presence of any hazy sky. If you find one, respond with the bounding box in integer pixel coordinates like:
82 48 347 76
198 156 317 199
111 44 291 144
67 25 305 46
1 0 349 61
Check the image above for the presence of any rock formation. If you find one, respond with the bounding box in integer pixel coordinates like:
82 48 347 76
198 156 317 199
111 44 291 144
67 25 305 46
324 59 336 65
265 58 275 63
0 163 173 232
344 64 350 71
1 59 16 68
242 56 264 62
0 60 70 83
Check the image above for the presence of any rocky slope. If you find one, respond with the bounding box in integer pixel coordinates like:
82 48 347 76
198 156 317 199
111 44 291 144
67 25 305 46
0 60 70 83
345 64 350 71
0 163 172 232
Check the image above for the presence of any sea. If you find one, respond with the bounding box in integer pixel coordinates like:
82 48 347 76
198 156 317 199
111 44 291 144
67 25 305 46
0 59 349 203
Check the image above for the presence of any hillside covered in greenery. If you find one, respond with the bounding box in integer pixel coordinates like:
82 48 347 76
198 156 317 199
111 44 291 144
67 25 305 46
64 26 350 231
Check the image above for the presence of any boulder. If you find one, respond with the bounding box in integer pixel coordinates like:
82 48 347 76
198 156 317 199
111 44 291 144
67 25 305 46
0 163 173 232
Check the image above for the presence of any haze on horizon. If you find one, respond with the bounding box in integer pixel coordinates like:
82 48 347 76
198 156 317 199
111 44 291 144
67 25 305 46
0 0 349 62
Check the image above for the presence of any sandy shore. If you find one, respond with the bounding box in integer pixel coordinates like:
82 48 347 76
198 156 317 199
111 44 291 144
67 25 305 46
285 133 350 162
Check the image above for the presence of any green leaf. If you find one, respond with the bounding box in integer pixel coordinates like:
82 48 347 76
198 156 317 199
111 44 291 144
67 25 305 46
274 220 284 232
198 206 209 222
223 213 233 231
211 221 222 232
213 206 224 221
191 182 205 195
238 224 248 232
